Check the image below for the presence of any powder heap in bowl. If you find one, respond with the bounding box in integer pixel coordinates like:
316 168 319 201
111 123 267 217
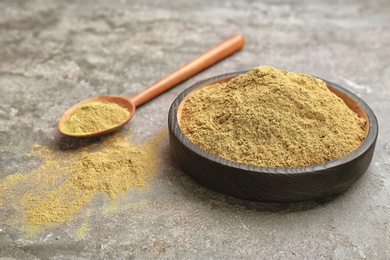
179 66 366 167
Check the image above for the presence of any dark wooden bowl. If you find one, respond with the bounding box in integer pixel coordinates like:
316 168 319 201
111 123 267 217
168 71 378 202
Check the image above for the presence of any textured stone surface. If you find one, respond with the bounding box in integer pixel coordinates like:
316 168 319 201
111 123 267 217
1 0 389 259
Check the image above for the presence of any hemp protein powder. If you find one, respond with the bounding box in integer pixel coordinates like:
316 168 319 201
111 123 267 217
180 66 366 167
62 101 130 135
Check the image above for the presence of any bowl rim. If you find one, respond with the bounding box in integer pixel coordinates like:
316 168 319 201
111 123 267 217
168 71 379 175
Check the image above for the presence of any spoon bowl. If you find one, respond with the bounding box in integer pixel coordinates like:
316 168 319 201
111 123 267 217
58 35 245 137
58 95 136 138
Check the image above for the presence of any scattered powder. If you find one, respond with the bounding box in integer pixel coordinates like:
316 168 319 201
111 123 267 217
62 101 131 135
0 129 167 227
180 66 366 167
76 219 89 239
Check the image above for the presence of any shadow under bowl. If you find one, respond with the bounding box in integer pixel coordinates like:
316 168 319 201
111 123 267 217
168 71 378 202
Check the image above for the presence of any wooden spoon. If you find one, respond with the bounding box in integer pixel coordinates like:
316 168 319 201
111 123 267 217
58 34 245 137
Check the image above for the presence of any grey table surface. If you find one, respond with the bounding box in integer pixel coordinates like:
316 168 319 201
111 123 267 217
1 0 389 259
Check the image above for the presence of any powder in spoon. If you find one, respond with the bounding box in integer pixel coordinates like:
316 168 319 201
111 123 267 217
62 101 131 135
180 66 366 167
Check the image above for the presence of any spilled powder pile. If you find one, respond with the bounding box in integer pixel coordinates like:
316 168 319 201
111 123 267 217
180 66 366 167
62 101 130 135
0 129 166 226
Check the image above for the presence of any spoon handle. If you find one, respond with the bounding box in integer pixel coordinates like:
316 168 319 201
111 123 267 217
130 34 245 107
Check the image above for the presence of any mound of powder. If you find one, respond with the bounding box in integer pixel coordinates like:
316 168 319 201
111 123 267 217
180 66 366 167
62 101 130 135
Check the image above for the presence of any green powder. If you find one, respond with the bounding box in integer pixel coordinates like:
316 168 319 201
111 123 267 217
62 101 130 135
0 129 167 226
180 66 366 167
